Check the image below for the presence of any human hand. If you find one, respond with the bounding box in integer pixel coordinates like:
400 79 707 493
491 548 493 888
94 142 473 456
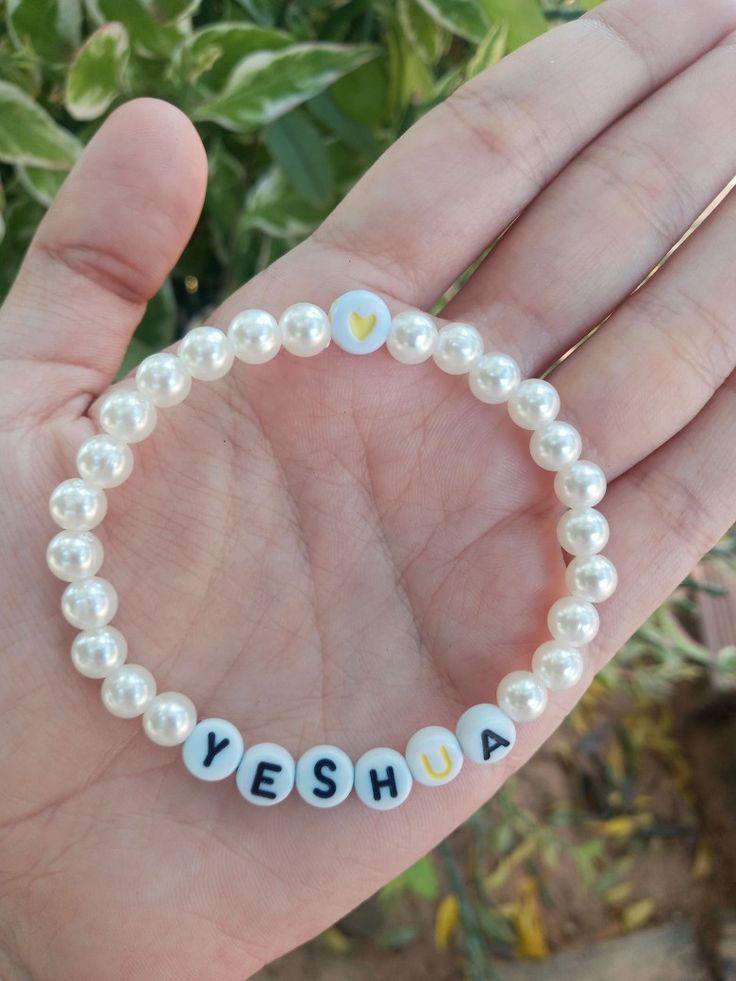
2 0 736 977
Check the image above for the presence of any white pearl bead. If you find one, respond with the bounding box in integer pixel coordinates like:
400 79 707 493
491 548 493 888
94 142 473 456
142 691 197 747
532 641 584 690
433 323 484 374
529 421 582 471
455 704 517 764
228 309 281 364
99 389 156 444
404 726 464 786
469 352 521 403
49 478 107 531
295 745 354 808
47 530 103 581
61 576 118 630
179 326 234 381
557 507 609 557
548 596 600 646
135 352 192 407
508 379 560 429
497 670 548 723
235 742 296 805
554 459 607 509
71 626 127 679
386 310 438 364
77 435 133 489
354 747 413 810
101 663 156 719
566 554 618 602
182 718 245 781
279 302 330 357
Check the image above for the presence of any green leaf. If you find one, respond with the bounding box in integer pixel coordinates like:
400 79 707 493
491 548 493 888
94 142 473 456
404 856 440 901
194 43 378 132
7 0 82 63
0 80 81 169
65 23 130 121
205 139 247 264
398 0 449 64
175 23 291 91
480 0 547 50
413 0 490 43
139 0 202 22
89 0 188 58
16 164 66 206
466 21 508 77
309 91 378 155
332 59 389 129
242 168 327 239
264 108 333 206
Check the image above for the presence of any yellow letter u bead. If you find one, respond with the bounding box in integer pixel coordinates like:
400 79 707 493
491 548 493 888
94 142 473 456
405 726 464 787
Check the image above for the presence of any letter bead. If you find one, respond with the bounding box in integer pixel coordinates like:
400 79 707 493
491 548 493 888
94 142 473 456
354 747 413 811
296 745 354 808
182 718 245 781
235 742 295 806
330 290 391 355
404 726 463 786
455 704 516 765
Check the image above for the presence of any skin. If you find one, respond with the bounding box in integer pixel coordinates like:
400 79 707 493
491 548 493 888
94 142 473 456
1 0 736 976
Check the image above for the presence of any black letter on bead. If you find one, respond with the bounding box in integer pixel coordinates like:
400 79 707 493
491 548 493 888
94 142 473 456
482 729 511 761
369 766 397 801
251 761 282 799
313 758 338 799
203 731 231 768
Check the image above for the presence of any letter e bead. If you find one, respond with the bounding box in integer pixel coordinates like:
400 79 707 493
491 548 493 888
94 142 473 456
236 742 295 806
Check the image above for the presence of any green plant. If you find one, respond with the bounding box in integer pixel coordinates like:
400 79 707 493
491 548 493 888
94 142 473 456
0 0 601 372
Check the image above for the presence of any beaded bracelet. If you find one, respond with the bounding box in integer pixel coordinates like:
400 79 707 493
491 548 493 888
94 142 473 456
47 290 616 811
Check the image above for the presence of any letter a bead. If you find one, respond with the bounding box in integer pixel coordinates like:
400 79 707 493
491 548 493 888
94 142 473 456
455 704 516 765
354 747 412 811
182 718 244 782
295 745 354 808
236 742 295 806
404 726 463 786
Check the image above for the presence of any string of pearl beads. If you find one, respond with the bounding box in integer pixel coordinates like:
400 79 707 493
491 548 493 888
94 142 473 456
47 290 617 811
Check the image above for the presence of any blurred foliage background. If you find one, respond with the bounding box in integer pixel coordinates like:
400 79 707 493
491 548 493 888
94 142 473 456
1 1 735 978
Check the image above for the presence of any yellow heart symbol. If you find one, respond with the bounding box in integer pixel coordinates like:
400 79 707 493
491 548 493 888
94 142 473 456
349 311 377 341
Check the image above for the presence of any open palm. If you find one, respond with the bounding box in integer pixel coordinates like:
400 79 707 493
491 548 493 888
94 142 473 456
2 1 736 977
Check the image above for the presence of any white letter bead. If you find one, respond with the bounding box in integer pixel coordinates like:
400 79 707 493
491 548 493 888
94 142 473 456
99 389 156 443
554 460 606 508
135 353 192 407
433 323 484 374
47 530 103 581
566 554 618 603
49 478 107 531
101 664 156 718
76 435 133 489
354 747 413 810
387 310 438 364
296 745 354 807
183 719 245 781
236 742 295 805
61 576 118 630
469 352 521 404
532 641 584 690
228 309 281 364
71 626 127 679
548 596 600 646
280 302 331 357
179 326 234 381
557 507 609 557
497 671 548 723
530 421 582 471
455 704 516 765
330 290 391 355
508 379 560 430
404 726 463 786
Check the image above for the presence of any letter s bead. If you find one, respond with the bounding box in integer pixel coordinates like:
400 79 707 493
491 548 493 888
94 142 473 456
295 745 354 808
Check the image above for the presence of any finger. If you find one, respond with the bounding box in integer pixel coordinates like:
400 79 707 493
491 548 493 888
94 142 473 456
591 368 736 666
548 181 736 483
298 0 736 309
443 28 736 372
0 98 207 407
